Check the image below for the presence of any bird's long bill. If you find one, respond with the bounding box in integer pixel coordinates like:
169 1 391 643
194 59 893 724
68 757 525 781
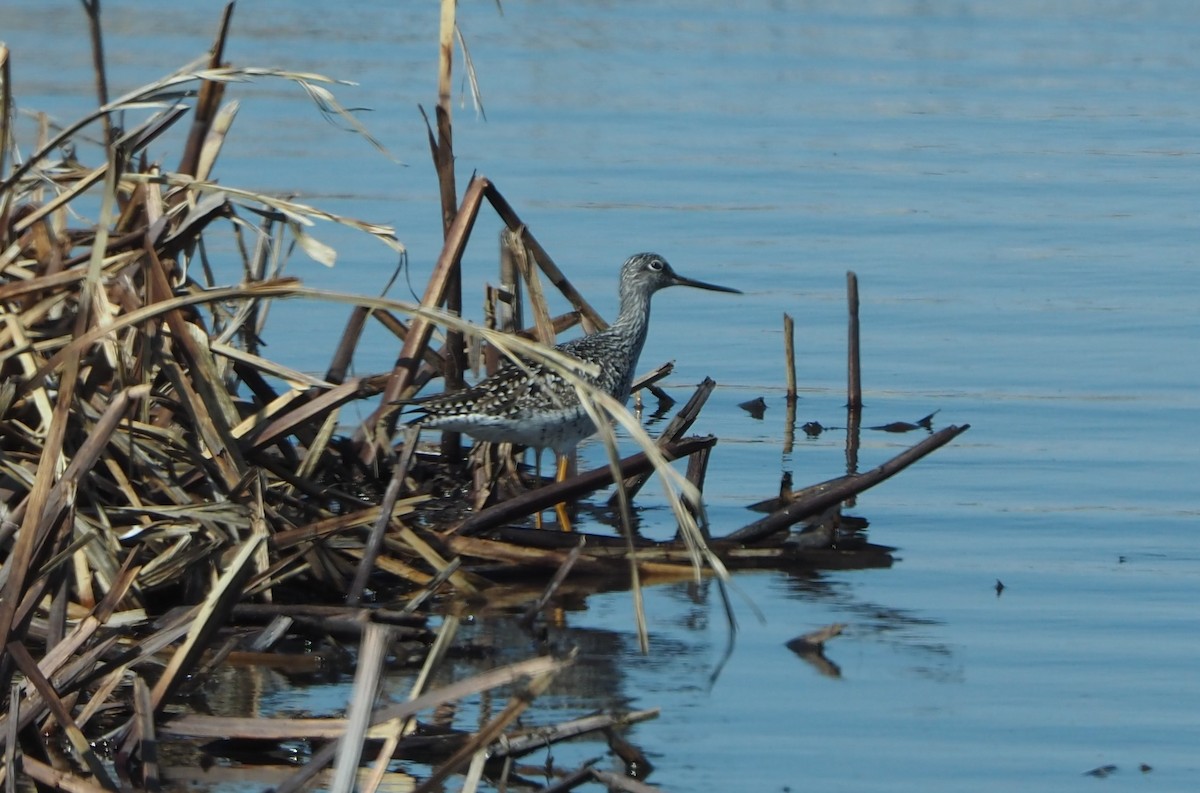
670 272 743 294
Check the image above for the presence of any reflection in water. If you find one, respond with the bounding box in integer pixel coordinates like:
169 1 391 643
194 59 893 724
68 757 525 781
786 623 847 678
776 569 959 680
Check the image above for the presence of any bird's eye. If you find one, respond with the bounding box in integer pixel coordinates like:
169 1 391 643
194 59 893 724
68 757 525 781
648 259 664 271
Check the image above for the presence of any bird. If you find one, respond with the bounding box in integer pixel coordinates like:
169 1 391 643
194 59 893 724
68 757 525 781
406 252 742 530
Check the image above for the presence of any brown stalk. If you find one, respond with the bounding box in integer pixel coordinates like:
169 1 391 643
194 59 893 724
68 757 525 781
429 0 466 466
326 305 370 384
80 0 112 145
0 45 13 245
512 227 558 345
177 2 235 178
846 270 862 410
784 311 797 401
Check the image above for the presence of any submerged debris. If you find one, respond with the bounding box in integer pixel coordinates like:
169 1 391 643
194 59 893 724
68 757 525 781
738 396 769 419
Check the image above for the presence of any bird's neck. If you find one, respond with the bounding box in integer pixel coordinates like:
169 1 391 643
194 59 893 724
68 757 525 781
610 285 653 358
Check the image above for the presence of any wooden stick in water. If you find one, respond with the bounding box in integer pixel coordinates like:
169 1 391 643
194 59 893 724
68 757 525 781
784 312 797 402
847 271 862 410
784 311 798 454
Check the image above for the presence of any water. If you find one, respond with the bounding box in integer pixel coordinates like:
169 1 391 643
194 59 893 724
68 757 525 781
4 0 1199 789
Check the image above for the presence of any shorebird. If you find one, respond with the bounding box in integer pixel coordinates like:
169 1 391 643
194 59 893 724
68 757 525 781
407 252 741 530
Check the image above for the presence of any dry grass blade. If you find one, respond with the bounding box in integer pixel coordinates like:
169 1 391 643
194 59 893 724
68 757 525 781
454 23 487 120
8 163 108 237
128 172 405 254
296 77 401 164
3 64 378 193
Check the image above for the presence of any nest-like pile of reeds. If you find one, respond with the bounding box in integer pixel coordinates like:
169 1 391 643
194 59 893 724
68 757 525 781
0 4 968 790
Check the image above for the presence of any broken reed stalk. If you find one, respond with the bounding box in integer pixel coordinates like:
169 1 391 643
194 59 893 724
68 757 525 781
511 228 557 346
331 622 392 791
492 228 525 373
847 270 862 410
80 0 111 146
0 45 10 228
844 272 862 489
784 312 797 402
430 0 465 464
176 1 234 178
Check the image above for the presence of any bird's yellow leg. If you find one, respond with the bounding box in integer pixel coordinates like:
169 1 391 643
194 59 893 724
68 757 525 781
533 448 545 530
554 453 573 532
